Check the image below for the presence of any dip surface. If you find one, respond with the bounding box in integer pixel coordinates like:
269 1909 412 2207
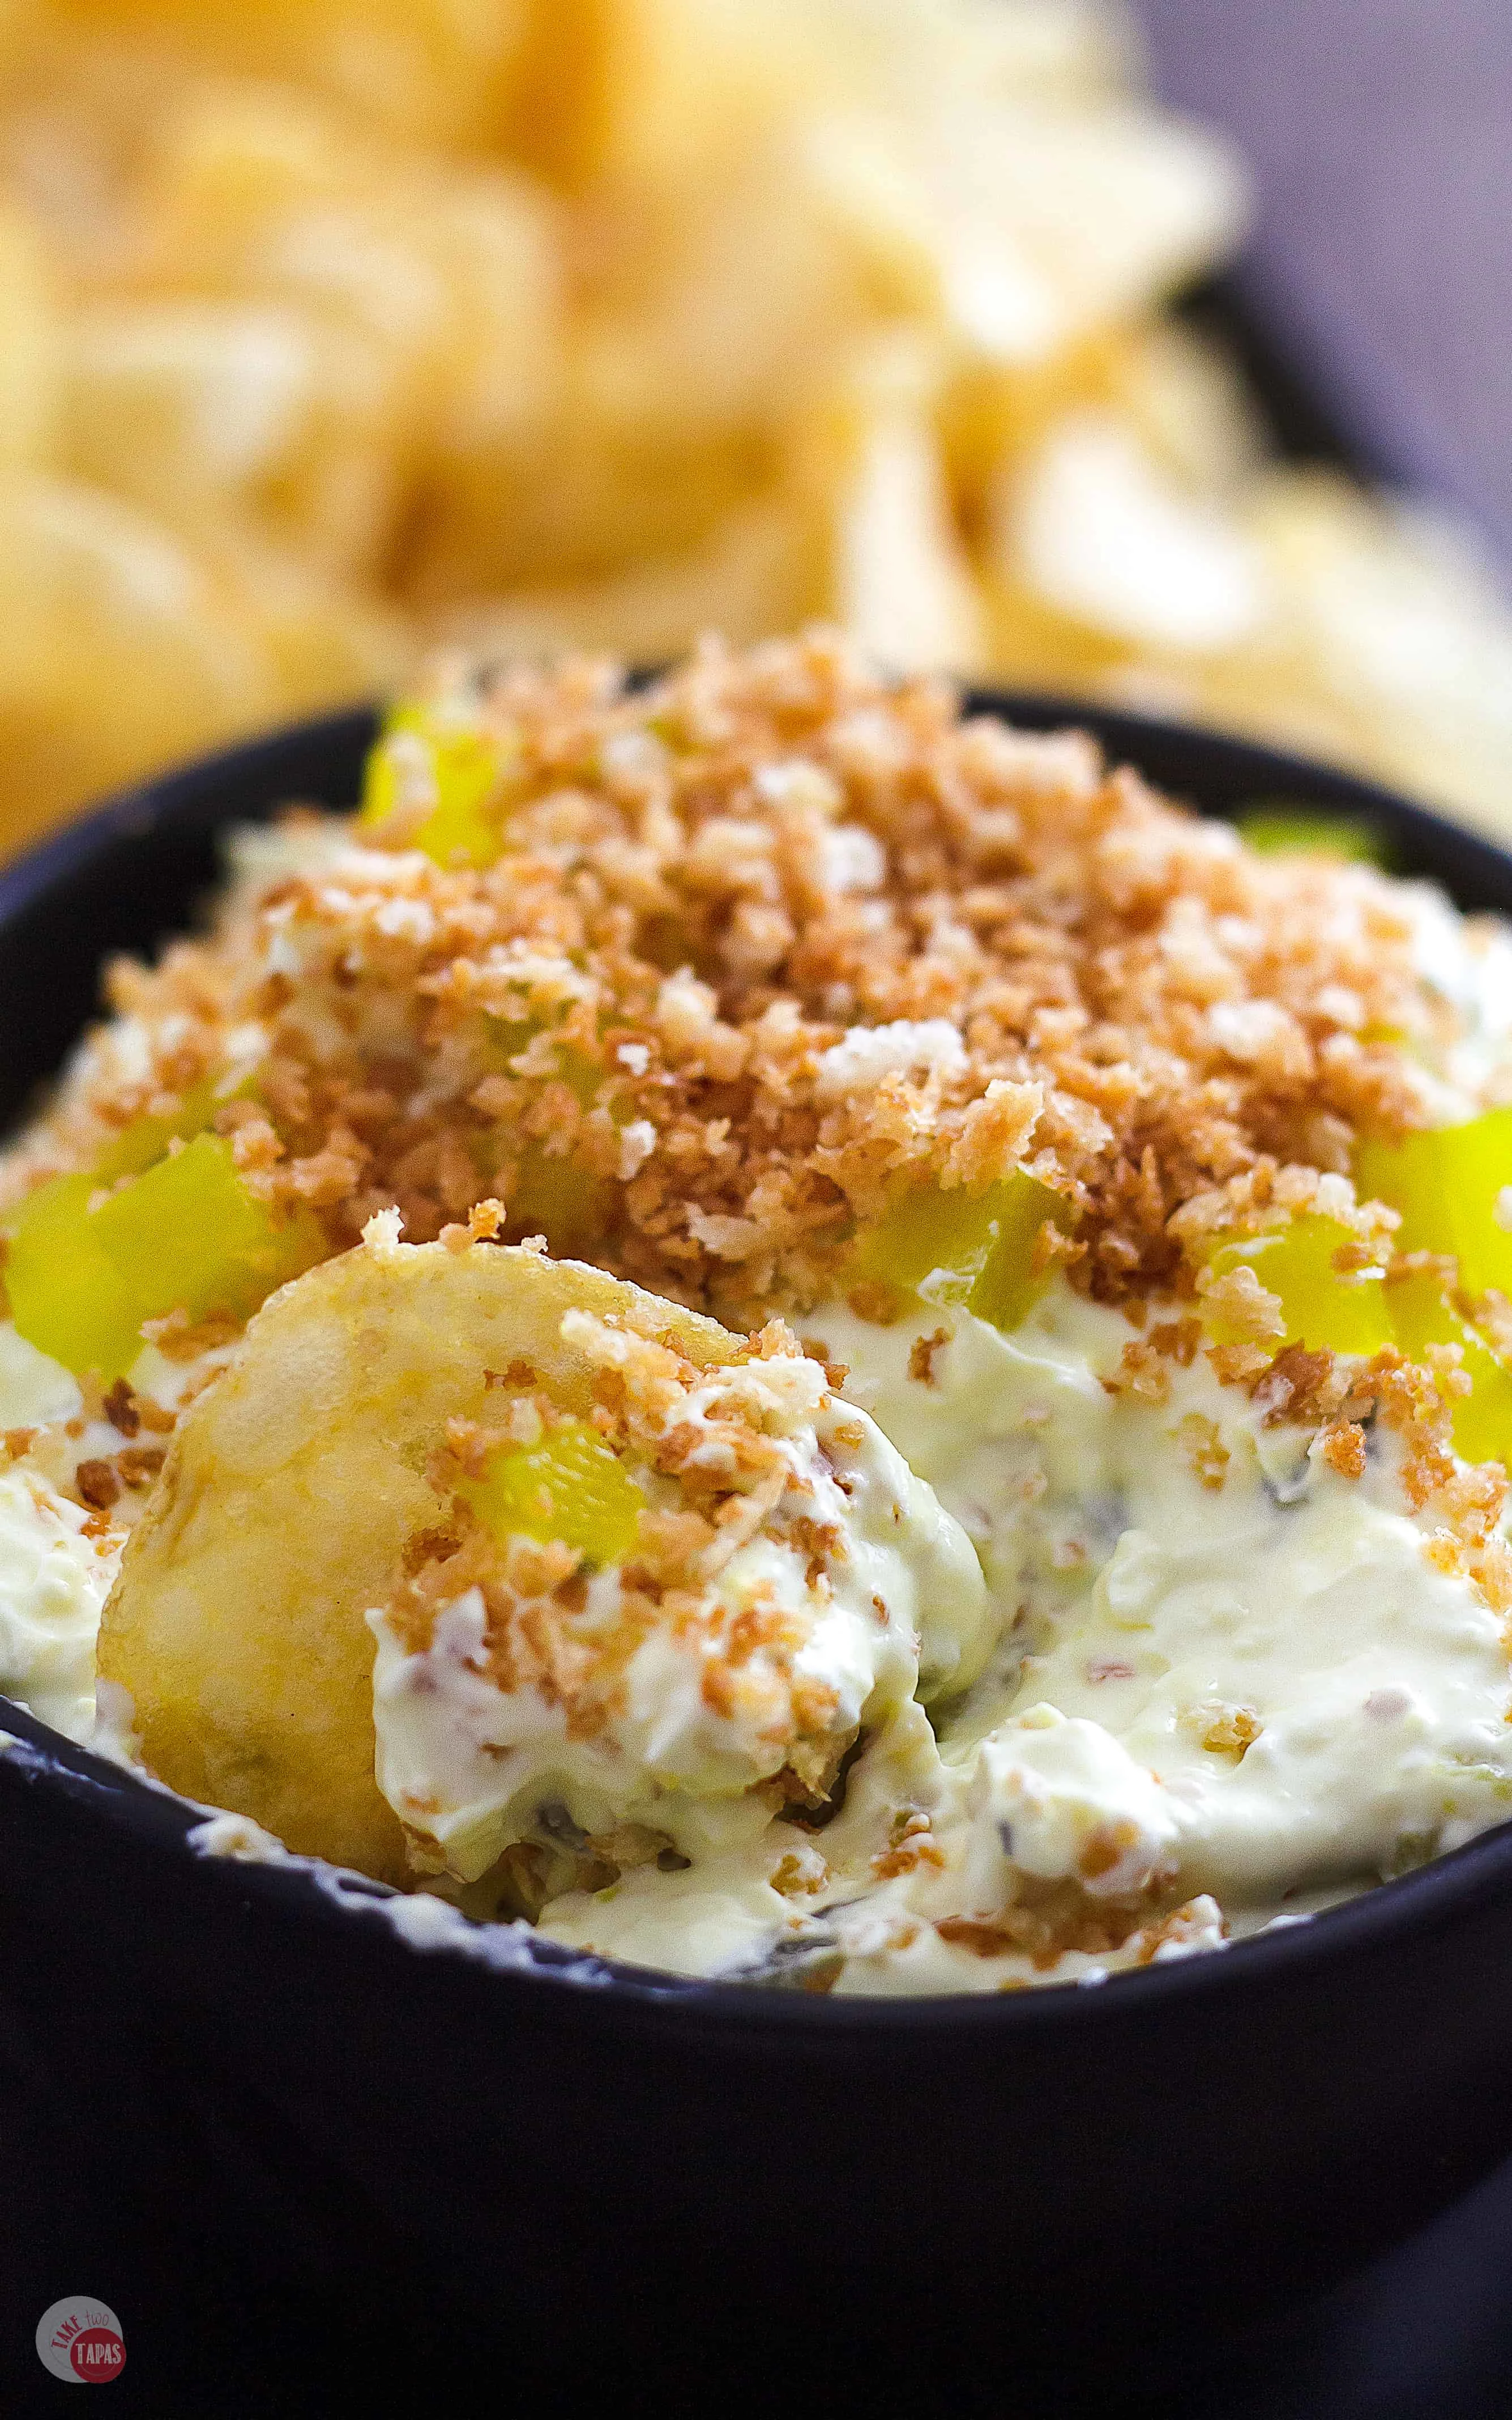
7 633 1512 1993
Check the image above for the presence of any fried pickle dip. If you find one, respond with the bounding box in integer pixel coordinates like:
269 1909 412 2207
6 630 1512 1996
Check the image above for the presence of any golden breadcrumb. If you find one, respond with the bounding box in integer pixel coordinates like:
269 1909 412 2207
1 631 1438 1331
385 1311 862 1803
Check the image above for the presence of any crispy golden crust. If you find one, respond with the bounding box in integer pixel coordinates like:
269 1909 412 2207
3 632 1436 1326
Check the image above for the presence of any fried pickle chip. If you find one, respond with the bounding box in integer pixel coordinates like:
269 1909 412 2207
99 1229 744 1882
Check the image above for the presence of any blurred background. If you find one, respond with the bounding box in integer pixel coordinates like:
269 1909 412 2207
0 0 1507 855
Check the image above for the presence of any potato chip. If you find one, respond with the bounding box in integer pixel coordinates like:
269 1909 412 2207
1196 473 1512 838
0 474 273 838
431 497 795 663
48 0 533 151
61 296 402 578
435 341 987 674
408 283 787 601
99 1233 746 1880
1 0 1511 846
993 407 1267 657
501 0 836 190
789 339 986 671
131 84 563 449
1100 319 1268 499
0 195 54 466
970 0 1140 104
202 526 411 718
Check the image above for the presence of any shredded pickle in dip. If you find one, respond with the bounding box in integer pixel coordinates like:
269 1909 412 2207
6 630 1512 1995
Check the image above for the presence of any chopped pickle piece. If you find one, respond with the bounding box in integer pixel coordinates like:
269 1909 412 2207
475 1024 612 1250
480 1020 601 1111
6 1136 326 1379
92 1077 223 1182
1386 1271 1512 1467
461 1418 646 1567
852 1169 1074 1331
478 1010 544 1075
359 702 509 871
5 1173 145 1381
1357 1111 1512 1298
90 1136 327 1327
506 1148 613 1256
1236 804 1386 865
1203 1215 1393 1357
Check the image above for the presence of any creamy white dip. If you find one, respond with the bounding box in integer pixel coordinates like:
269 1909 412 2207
5 1266 1511 1991
4 835 1512 1993
368 1341 988 1882
0 1326 233 1743
531 1286 1512 1991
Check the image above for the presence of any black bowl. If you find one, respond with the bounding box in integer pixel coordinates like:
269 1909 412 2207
4 699 1512 2417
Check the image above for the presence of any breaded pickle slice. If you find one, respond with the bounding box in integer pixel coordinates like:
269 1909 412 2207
98 1231 743 1883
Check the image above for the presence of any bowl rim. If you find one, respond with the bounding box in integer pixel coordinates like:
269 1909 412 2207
7 687 1512 2033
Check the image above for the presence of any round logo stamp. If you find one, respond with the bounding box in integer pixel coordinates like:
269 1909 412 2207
35 2299 126 2385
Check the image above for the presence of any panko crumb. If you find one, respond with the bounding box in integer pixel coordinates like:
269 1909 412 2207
386 1311 860 1800
0 631 1437 1338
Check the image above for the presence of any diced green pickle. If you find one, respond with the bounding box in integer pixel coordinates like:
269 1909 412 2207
90 1136 326 1326
506 1150 613 1256
1203 1215 1393 1356
463 1418 645 1567
359 702 507 871
6 1174 146 1381
479 1021 601 1112
1236 805 1385 865
92 1079 224 1183
1386 1271 1512 1467
6 1136 326 1379
475 1026 611 1251
852 1169 1074 1331
1354 1114 1512 1463
1357 1110 1512 1298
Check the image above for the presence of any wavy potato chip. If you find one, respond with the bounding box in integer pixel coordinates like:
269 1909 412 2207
47 0 533 152
997 407 1267 657
99 1233 745 1883
5 0 1512 847
61 296 404 581
434 495 797 664
0 198 55 470
0 473 278 841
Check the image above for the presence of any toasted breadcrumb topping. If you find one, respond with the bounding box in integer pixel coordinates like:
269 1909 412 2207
387 1314 861 1797
1 632 1441 1331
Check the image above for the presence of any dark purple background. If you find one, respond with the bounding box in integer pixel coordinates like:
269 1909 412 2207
1134 0 1512 561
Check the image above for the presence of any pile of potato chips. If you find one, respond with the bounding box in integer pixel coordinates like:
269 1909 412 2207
1 0 1510 852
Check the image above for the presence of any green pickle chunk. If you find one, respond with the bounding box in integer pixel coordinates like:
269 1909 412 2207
1357 1110 1512 1297
1236 805 1386 865
505 1150 613 1257
1355 1110 1512 1463
6 1135 325 1380
1385 1271 1512 1466
359 702 507 871
852 1168 1074 1331
91 1077 225 1183
473 1019 612 1253
462 1418 646 1567
1203 1215 1393 1357
5 1174 146 1382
